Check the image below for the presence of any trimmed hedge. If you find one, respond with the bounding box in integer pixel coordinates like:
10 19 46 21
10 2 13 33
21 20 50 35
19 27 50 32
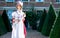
37 9 47 32
50 11 60 38
41 4 56 36
26 11 39 30
0 15 7 36
2 10 12 32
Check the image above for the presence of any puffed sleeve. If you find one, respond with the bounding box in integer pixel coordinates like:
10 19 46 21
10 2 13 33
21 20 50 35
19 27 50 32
12 12 15 18
12 12 15 23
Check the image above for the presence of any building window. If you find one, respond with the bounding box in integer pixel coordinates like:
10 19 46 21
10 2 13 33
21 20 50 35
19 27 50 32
0 0 5 1
56 0 60 2
35 0 44 2
21 0 29 2
5 0 15 2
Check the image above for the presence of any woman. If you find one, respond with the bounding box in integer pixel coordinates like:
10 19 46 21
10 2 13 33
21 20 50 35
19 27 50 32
11 1 26 38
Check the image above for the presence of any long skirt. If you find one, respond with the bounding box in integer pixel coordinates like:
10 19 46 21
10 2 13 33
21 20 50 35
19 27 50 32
11 21 26 38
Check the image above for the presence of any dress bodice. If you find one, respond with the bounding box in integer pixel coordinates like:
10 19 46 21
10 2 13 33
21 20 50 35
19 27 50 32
12 11 26 23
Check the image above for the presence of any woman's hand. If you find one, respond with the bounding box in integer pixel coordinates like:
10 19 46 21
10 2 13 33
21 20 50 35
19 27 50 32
22 17 25 22
12 18 15 23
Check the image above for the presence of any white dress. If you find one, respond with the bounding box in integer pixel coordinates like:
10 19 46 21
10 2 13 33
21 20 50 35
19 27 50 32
11 10 26 38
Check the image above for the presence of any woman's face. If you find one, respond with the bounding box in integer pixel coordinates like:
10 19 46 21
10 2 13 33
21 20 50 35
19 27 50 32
16 4 22 10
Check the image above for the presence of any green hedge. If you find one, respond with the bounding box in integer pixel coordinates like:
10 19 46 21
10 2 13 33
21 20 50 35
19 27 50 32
0 15 7 36
26 11 39 30
50 11 60 38
37 9 47 32
2 10 12 32
41 4 56 36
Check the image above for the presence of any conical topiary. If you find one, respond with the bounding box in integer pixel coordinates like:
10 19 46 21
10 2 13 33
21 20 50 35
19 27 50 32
41 4 56 36
0 15 7 36
38 9 47 32
2 10 12 32
50 11 60 38
26 11 40 30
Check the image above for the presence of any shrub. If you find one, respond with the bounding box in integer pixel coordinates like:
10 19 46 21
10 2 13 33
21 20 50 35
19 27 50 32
38 9 47 32
26 11 39 30
0 15 7 36
2 10 12 32
50 11 60 38
41 4 56 36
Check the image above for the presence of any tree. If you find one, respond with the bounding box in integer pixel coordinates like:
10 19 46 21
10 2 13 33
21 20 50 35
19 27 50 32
50 11 60 38
37 9 47 32
0 15 7 36
41 4 56 36
26 11 39 30
2 10 12 32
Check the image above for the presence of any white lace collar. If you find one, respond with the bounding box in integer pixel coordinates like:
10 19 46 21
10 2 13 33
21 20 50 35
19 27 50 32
17 10 22 14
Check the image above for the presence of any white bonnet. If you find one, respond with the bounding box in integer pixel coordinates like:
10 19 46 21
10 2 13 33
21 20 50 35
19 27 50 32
16 1 23 7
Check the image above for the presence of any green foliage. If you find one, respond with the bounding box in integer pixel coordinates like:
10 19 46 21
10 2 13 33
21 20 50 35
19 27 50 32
0 15 7 36
26 11 40 30
2 10 12 32
41 4 56 36
37 9 47 32
50 11 60 38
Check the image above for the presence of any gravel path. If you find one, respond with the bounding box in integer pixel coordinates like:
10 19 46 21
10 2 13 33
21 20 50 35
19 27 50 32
0 30 49 38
